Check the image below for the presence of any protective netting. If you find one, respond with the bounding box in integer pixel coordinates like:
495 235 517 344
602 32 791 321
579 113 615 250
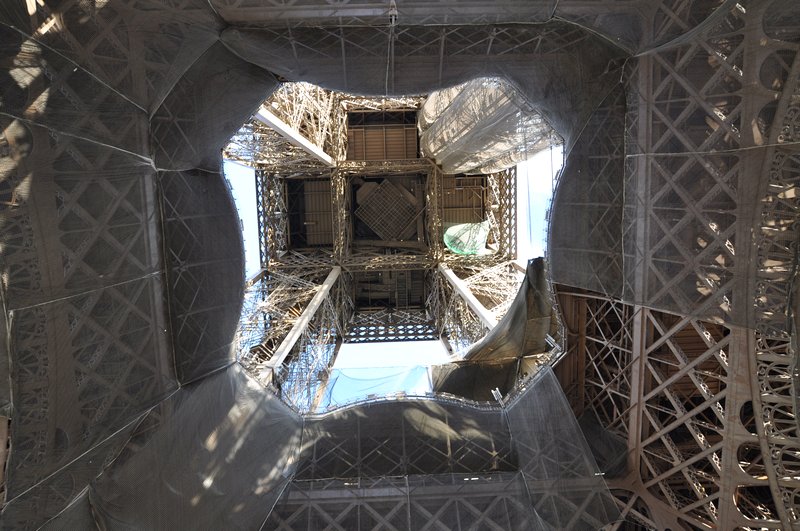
159 169 246 383
548 84 626 298
464 258 554 362
546 3 800 331
220 20 625 148
87 365 303 530
431 258 557 399
264 367 618 530
577 411 629 479
39 490 96 531
418 77 556 174
1 0 799 528
506 368 621 530
151 42 280 172
431 359 518 401
317 366 433 411
442 221 491 255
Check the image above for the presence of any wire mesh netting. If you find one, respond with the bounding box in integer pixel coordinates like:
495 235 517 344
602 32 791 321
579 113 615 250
263 367 619 530
418 77 557 175
1 0 799 528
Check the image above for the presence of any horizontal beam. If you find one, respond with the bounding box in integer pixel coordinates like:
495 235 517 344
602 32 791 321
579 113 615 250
438 263 497 330
216 2 640 25
254 106 335 167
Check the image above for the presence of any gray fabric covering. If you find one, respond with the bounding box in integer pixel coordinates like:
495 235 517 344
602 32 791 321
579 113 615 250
431 359 518 401
578 410 629 479
265 367 617 530
2 418 142 530
151 42 280 172
506 368 620 530
418 78 555 174
40 490 99 531
220 22 625 149
431 258 553 398
90 365 302 530
0 0 797 528
464 257 552 361
159 169 246 384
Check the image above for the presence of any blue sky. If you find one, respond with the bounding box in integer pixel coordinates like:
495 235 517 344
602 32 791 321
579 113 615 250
223 160 261 279
516 144 564 261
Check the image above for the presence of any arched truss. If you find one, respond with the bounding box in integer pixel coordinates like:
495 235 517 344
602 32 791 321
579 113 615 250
0 0 798 529
551 4 800 529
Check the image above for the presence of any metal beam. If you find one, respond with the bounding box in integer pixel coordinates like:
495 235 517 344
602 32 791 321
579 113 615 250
262 266 341 378
438 263 497 330
254 105 336 167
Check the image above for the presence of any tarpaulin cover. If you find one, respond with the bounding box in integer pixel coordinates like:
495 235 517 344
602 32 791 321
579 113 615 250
464 257 553 361
442 220 491 255
89 365 302 530
1 0 798 528
263 367 619 530
419 77 555 174
430 358 518 401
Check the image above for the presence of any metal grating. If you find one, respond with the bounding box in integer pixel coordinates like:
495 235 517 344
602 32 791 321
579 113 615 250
345 309 438 343
354 180 417 241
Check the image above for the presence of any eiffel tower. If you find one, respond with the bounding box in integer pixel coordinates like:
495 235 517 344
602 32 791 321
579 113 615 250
1 2 799 529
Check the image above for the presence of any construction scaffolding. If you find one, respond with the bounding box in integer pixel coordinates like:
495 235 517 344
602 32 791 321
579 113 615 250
231 83 523 411
1 1 798 530
231 83 525 409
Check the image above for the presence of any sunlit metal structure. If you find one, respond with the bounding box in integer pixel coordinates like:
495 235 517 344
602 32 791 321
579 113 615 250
0 1 798 530
232 82 527 411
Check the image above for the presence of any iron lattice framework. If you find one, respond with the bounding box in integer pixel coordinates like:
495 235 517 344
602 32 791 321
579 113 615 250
458 261 524 322
544 3 800 528
233 82 522 408
486 167 517 259
225 82 347 168
2 0 798 529
556 289 760 529
278 289 340 412
345 309 438 343
428 271 487 355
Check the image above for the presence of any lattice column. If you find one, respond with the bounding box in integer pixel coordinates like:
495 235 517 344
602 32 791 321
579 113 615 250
430 270 488 354
255 170 288 267
267 82 347 161
0 16 173 516
333 271 355 337
461 260 523 322
628 3 800 527
556 286 786 529
331 169 350 263
426 163 444 261
625 3 748 321
486 167 517 259
749 4 800 526
237 269 322 376
279 292 340 413
579 294 636 440
635 310 732 528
